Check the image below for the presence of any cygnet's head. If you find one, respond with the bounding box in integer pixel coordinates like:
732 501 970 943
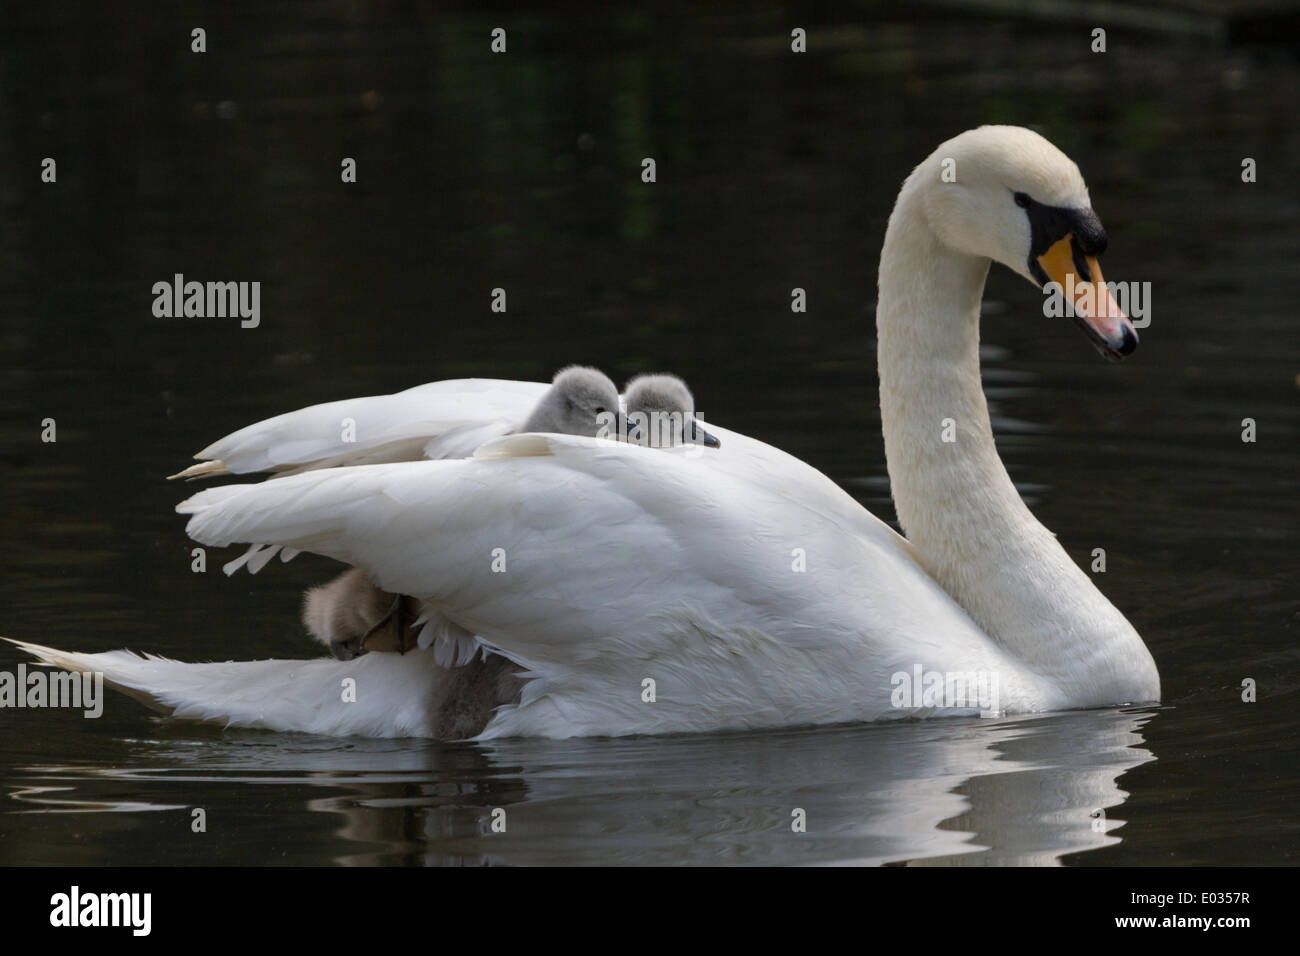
522 366 622 437
907 125 1136 360
623 374 720 449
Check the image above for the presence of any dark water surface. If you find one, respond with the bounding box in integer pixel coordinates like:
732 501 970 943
1 4 1297 865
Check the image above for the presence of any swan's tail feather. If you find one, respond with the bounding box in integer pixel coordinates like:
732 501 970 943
4 638 186 715
2 637 445 738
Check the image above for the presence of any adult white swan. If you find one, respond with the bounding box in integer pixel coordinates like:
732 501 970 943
12 126 1159 739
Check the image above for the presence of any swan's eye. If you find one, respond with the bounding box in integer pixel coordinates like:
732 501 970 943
594 406 606 415
1014 192 1032 208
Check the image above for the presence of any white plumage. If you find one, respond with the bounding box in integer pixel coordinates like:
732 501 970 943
171 377 547 479
13 126 1160 740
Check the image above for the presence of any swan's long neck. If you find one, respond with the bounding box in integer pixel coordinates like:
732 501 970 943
877 188 1032 567
875 184 1158 703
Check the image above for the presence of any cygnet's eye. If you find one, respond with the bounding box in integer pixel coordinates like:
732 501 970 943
594 406 607 415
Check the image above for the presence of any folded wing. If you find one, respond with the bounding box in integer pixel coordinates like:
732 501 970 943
171 378 548 479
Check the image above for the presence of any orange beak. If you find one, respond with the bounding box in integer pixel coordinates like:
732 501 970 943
1036 235 1137 360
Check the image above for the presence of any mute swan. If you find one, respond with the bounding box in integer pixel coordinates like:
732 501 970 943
15 126 1159 739
299 370 718 661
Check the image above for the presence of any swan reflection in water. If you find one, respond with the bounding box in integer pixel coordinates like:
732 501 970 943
8 708 1156 866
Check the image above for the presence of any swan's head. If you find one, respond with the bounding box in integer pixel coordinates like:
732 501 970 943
522 366 624 437
623 374 721 448
918 125 1137 360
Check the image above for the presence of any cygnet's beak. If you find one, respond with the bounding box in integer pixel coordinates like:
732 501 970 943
595 410 628 442
618 412 640 443
690 418 721 449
